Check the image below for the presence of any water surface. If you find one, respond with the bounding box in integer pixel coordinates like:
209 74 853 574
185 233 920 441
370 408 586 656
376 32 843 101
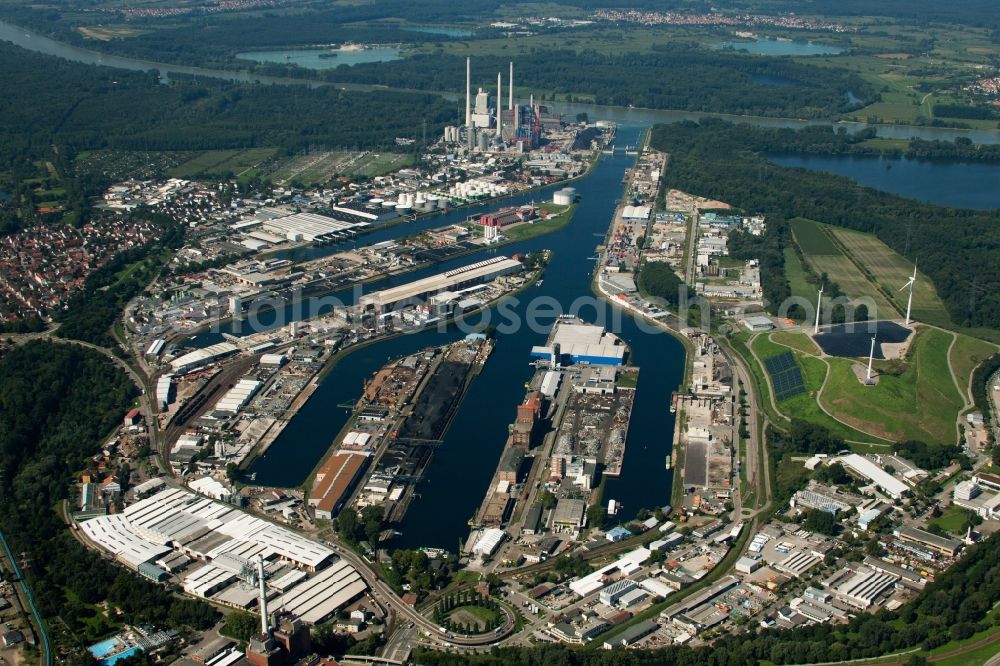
771 154 1000 210
715 38 844 56
246 126 685 551
236 46 402 70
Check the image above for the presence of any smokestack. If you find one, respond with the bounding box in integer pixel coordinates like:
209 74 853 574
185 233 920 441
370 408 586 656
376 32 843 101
257 555 269 636
496 72 502 136
465 57 471 129
509 62 514 111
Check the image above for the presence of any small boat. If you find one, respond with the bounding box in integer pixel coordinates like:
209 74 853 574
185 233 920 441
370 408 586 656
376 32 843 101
250 472 257 481
665 456 672 470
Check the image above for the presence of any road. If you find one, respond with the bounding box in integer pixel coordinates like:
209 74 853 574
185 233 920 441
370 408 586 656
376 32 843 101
325 540 515 649
683 211 699 284
0 531 51 666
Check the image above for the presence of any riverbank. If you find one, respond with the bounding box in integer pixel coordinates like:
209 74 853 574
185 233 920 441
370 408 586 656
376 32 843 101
589 127 694 511
3 18 1000 145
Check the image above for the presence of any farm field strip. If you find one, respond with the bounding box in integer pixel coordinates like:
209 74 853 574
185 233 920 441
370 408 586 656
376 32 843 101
828 226 951 327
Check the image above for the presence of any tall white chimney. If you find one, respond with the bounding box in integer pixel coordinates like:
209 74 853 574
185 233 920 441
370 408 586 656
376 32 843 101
465 57 471 129
257 555 269 636
496 72 502 136
509 62 514 110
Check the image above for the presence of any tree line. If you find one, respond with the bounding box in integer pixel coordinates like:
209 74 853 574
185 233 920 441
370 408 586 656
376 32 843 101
322 47 875 120
0 41 453 183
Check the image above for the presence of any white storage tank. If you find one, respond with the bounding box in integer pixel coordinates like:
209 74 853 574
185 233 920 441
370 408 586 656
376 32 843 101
553 190 573 206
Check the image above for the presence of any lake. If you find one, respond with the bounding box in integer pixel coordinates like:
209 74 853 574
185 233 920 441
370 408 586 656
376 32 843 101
770 154 1000 210
236 46 402 70
401 26 473 37
714 38 844 56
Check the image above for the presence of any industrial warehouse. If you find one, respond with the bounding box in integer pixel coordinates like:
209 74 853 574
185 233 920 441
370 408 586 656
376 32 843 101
78 487 368 624
358 255 523 312
234 208 374 244
531 317 627 366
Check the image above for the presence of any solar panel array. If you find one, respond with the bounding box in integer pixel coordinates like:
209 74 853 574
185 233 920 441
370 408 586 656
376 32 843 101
765 351 806 401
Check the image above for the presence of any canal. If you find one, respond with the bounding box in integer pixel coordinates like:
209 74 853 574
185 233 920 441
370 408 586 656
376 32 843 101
244 125 685 551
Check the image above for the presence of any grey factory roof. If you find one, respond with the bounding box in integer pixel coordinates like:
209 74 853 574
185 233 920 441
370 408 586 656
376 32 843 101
359 256 521 309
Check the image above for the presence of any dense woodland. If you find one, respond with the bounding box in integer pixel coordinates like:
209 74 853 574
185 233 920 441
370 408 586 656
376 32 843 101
0 42 452 168
649 120 1000 329
324 48 873 119
0 342 218 662
637 260 687 307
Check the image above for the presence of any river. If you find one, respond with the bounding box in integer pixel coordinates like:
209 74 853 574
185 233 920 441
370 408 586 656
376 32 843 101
770 154 1000 210
4 18 1000 145
242 126 684 552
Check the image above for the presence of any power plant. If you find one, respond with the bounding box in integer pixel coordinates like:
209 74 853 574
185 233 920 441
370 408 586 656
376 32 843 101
447 57 546 153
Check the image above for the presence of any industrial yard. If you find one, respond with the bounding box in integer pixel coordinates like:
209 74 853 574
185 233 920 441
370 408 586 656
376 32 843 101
464 317 639 567
310 337 496 528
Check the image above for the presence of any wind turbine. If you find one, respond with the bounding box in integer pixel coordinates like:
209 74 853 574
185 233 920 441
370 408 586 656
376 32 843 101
814 285 824 336
899 265 917 326
866 335 876 384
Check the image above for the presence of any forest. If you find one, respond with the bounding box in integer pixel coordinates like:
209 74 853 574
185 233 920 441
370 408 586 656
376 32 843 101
0 41 452 170
649 120 1000 329
0 341 218 661
637 261 686 307
323 47 874 120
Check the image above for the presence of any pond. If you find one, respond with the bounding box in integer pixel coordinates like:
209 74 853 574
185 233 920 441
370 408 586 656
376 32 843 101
401 26 473 37
714 38 845 56
235 46 402 70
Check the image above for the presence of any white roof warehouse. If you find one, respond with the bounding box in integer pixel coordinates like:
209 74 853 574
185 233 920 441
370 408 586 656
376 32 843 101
79 487 367 623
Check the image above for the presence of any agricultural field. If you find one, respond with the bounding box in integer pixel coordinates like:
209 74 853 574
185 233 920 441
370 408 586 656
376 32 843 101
783 247 815 303
820 326 963 443
267 150 415 185
828 226 952 328
167 148 277 179
74 150 198 182
790 218 899 318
